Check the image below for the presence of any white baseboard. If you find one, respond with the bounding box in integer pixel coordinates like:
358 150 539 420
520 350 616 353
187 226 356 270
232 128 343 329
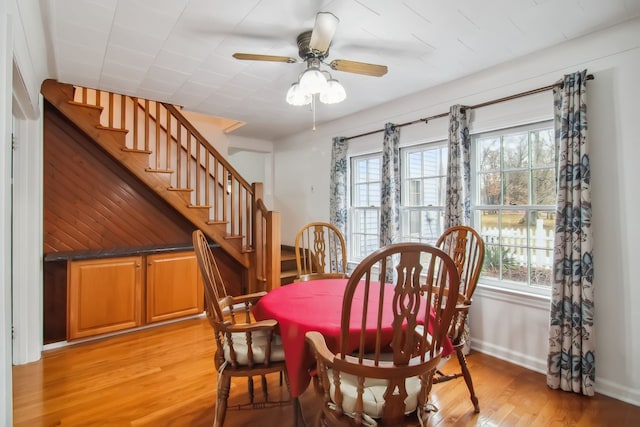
42 313 205 352
471 338 546 374
471 339 640 407
593 377 640 407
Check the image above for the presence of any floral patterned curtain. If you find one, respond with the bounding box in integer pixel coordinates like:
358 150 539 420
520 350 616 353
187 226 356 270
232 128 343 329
445 105 471 228
547 70 595 396
380 123 400 248
330 137 348 240
445 105 473 353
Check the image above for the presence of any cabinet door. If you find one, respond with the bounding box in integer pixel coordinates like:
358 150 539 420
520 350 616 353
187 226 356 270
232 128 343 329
146 251 204 323
68 256 143 340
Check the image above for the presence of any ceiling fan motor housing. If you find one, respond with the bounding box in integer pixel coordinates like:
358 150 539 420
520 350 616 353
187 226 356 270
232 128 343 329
297 31 328 59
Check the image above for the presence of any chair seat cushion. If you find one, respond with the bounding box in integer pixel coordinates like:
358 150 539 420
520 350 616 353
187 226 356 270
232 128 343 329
223 330 286 365
326 370 421 419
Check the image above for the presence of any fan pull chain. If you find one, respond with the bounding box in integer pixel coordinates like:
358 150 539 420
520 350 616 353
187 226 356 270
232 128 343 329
312 95 317 131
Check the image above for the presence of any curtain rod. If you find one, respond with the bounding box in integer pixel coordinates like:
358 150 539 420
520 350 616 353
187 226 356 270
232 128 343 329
344 74 594 141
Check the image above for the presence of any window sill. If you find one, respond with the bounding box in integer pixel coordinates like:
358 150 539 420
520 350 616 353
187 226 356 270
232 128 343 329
475 282 551 310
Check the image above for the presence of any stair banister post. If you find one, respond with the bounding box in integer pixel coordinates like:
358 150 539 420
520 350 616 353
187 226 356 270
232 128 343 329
266 210 281 292
253 183 281 292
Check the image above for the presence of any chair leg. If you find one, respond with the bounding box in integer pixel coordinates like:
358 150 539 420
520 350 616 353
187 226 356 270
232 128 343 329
248 376 255 403
456 347 480 413
261 374 269 401
292 397 302 427
215 374 232 427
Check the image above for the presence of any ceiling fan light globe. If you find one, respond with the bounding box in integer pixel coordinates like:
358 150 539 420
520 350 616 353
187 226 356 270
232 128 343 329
286 83 311 106
320 79 346 104
299 67 328 95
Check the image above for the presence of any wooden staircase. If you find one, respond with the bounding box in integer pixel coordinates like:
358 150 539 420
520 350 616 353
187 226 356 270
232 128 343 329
41 79 281 292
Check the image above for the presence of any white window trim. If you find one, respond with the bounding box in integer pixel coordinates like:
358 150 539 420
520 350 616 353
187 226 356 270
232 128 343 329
475 281 551 310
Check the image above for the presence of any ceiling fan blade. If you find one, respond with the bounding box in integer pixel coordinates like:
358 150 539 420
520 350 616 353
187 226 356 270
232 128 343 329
232 53 298 63
309 12 339 54
329 59 388 77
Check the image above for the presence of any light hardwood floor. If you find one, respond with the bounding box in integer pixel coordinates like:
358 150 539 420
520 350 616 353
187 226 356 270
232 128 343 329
12 317 640 426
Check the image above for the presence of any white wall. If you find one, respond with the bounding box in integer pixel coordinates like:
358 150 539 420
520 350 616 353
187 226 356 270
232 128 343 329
2 0 51 423
274 19 640 405
228 135 275 208
180 109 231 157
228 150 274 207
1 9 14 424
11 110 44 366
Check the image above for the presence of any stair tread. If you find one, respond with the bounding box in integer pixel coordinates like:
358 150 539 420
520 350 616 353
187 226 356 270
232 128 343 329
122 147 152 154
146 168 174 173
280 245 299 286
67 100 102 110
224 234 244 240
96 125 128 133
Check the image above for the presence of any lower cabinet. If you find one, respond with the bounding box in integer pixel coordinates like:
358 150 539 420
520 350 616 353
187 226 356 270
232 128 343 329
67 251 203 341
68 256 143 340
146 251 204 323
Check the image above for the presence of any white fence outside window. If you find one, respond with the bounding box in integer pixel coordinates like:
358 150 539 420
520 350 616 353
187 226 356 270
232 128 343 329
480 219 554 268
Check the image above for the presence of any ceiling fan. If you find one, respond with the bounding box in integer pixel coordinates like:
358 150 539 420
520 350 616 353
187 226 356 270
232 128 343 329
232 12 388 106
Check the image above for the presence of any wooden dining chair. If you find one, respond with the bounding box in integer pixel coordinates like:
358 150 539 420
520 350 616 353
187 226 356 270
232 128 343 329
294 221 348 281
305 242 460 426
192 229 290 427
433 225 485 413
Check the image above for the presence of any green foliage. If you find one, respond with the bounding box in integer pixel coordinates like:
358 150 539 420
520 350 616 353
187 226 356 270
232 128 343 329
483 246 518 271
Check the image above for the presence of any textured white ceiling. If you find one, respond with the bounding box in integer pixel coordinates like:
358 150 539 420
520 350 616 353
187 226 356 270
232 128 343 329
43 0 640 141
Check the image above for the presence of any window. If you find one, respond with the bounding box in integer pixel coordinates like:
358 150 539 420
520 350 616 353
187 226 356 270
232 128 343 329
400 142 448 244
350 154 381 261
473 121 555 291
347 121 556 293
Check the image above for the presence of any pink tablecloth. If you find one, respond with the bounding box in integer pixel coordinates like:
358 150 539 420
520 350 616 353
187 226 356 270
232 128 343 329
252 278 453 397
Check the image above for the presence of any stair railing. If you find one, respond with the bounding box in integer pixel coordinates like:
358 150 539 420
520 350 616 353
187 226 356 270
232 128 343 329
71 85 280 291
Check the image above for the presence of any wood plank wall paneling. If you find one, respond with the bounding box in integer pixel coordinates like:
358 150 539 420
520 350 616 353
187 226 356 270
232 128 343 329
43 260 67 342
43 101 196 252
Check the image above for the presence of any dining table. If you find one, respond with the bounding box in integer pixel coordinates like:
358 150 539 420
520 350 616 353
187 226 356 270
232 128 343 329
252 278 454 424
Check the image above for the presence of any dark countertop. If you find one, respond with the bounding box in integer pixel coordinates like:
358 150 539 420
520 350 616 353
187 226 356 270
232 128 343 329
44 243 202 262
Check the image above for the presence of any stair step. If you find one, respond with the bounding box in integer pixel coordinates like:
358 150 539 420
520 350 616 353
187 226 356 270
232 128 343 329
96 125 128 134
206 220 228 225
67 100 102 110
122 147 152 154
168 187 193 204
146 168 174 174
63 100 103 123
280 246 299 286
280 269 299 285
281 255 297 272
